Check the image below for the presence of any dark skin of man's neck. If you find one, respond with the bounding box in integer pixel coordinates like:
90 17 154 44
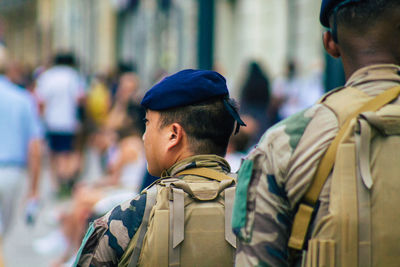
334 9 400 80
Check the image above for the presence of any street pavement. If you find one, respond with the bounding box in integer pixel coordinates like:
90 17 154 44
4 168 66 266
3 149 103 267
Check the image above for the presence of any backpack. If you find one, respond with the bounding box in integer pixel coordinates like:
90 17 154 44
119 167 237 267
288 86 400 267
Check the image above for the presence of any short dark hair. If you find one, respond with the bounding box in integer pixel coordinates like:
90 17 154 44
158 97 237 156
331 0 400 32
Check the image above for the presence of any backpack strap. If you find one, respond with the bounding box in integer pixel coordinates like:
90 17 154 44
169 187 185 267
128 186 158 267
176 167 235 182
355 117 373 267
288 85 400 251
224 186 237 248
356 117 373 189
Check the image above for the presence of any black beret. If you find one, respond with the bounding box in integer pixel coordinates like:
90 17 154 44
320 0 362 27
141 69 229 110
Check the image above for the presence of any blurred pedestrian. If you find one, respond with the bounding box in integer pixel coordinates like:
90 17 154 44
271 59 304 121
239 61 272 140
271 59 324 122
105 72 144 134
0 61 43 264
225 115 259 172
85 74 111 129
35 52 85 197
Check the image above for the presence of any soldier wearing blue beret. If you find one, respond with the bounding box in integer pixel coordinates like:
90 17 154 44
233 0 400 266
74 69 245 267
140 69 245 176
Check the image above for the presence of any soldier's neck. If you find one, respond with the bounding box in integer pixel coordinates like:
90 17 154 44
342 53 400 81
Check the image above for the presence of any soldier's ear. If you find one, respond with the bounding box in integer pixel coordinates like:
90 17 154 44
323 31 341 58
166 123 184 150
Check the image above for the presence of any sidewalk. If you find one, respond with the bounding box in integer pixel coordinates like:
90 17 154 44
3 162 71 266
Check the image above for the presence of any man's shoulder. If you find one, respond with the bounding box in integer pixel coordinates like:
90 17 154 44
37 66 78 83
258 105 323 152
0 79 32 105
104 193 147 232
86 193 148 261
249 104 337 173
91 193 148 238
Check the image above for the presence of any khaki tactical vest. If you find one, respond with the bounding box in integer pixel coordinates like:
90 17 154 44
288 86 400 267
119 168 237 267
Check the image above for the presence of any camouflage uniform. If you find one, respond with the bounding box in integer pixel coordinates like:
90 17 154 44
74 154 231 267
232 64 400 266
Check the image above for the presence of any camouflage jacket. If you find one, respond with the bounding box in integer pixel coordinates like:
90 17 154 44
74 154 231 267
232 64 400 266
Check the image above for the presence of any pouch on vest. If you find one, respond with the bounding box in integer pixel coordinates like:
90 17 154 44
119 168 237 267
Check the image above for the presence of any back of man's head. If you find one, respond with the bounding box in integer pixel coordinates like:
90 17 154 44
53 52 77 67
321 0 400 75
158 97 236 156
322 0 400 39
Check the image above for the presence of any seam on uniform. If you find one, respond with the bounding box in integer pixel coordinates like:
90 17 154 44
74 223 108 267
73 223 95 266
232 159 254 241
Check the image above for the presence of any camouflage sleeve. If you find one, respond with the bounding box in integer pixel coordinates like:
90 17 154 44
233 145 292 267
232 106 338 267
73 193 147 267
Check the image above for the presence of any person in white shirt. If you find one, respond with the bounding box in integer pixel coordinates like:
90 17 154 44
36 53 85 196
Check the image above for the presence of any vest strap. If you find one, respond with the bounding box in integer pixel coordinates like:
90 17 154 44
224 186 237 248
129 186 158 267
356 118 372 267
177 167 235 182
169 188 184 267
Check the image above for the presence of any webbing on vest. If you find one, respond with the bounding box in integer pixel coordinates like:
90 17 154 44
169 188 184 267
177 167 234 182
355 117 372 267
288 85 400 251
224 187 237 248
128 186 158 267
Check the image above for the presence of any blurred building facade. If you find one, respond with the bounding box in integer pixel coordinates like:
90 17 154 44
0 0 116 75
0 0 328 93
215 0 323 95
115 0 198 89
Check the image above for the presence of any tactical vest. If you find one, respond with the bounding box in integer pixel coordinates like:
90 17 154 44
119 168 237 267
288 86 400 267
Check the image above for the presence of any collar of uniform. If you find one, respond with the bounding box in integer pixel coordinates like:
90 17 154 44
345 64 400 88
160 154 231 178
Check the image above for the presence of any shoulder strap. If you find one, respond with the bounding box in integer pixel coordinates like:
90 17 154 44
355 116 373 267
288 85 400 251
225 186 237 248
169 187 185 267
128 186 158 267
176 167 235 182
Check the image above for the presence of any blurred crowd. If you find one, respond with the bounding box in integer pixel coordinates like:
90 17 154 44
0 52 324 266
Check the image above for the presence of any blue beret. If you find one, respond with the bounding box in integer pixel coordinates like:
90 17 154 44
141 69 229 110
320 0 361 27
